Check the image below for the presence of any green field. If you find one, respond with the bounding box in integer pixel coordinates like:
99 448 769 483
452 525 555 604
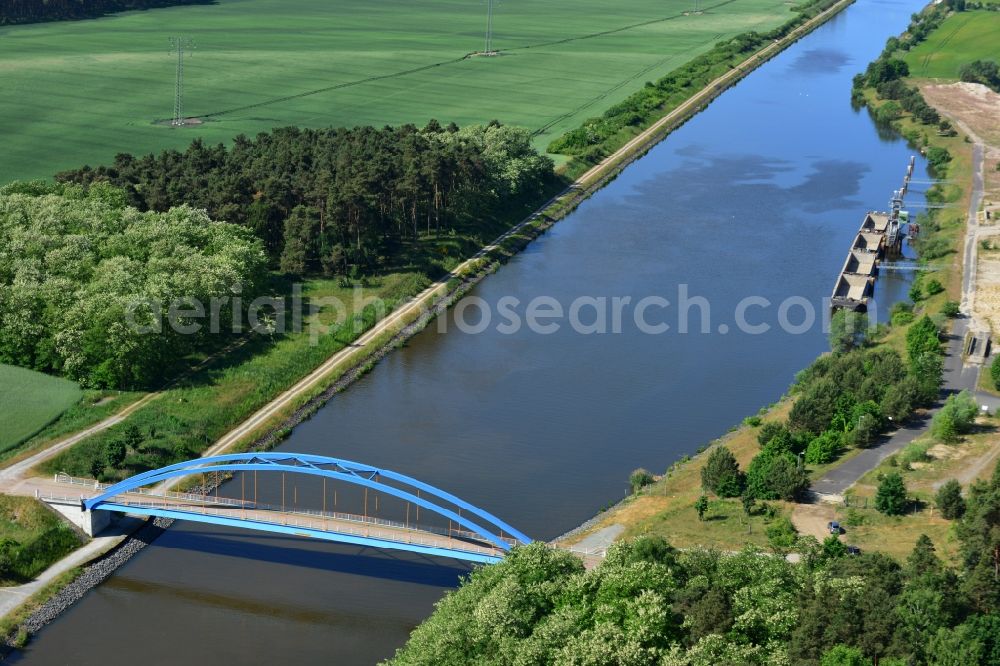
904 10 1000 79
0 495 83 585
0 365 82 453
0 0 799 184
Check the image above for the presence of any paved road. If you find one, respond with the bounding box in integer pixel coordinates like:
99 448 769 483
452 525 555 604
813 141 988 497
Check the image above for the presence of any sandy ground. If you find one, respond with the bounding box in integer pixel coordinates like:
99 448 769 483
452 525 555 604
790 502 838 542
922 82 1000 332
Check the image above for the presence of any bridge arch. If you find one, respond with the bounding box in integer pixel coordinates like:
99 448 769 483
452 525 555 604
83 453 531 555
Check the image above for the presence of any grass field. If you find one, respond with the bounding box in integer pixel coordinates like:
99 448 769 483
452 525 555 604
904 10 1000 79
0 365 82 454
0 495 83 585
0 0 801 183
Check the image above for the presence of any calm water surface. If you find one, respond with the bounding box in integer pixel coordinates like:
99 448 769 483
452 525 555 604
14 0 930 663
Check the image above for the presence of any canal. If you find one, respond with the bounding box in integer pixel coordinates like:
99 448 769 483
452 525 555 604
13 0 928 662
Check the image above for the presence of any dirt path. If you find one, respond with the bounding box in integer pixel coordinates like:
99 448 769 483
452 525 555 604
0 392 160 485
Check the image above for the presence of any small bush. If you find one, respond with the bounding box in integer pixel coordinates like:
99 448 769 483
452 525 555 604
766 517 798 554
891 301 915 326
924 279 944 296
629 468 654 495
931 390 978 443
941 300 960 318
900 441 931 468
991 355 1000 390
700 447 744 497
875 471 908 515
804 430 842 465
935 479 966 519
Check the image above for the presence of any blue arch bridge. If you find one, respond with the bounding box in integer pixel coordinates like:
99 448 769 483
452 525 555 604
57 453 532 564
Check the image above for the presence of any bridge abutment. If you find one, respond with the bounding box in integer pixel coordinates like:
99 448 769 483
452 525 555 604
42 499 111 537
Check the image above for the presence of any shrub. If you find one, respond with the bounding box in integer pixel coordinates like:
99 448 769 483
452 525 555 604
629 468 654 495
875 100 903 123
804 430 842 465
745 450 808 501
757 421 788 447
926 146 952 173
822 535 848 559
900 441 931 468
941 300 960 318
891 301 915 326
935 479 966 519
991 355 1000 390
766 517 798 554
695 494 709 521
931 390 979 443
821 645 867 666
700 447 744 498
875 472 907 515
924 278 944 296
105 439 126 469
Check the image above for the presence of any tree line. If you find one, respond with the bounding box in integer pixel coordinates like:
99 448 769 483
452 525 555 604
0 0 211 25
391 462 1000 664
57 122 555 276
0 181 267 389
700 311 944 504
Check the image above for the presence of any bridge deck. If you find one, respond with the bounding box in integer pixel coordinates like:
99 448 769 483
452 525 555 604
35 476 508 563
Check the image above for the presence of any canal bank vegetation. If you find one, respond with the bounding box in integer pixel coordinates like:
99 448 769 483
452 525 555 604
390 461 1000 664
0 496 82 586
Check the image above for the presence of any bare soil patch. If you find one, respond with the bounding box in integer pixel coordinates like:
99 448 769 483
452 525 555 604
922 81 1000 147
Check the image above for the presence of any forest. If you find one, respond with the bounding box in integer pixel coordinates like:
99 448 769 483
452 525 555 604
390 461 1000 665
0 181 267 389
58 122 556 276
0 0 210 24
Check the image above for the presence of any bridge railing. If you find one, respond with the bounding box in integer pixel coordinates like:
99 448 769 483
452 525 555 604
111 493 518 548
104 496 504 558
57 472 518 549
57 473 518 548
